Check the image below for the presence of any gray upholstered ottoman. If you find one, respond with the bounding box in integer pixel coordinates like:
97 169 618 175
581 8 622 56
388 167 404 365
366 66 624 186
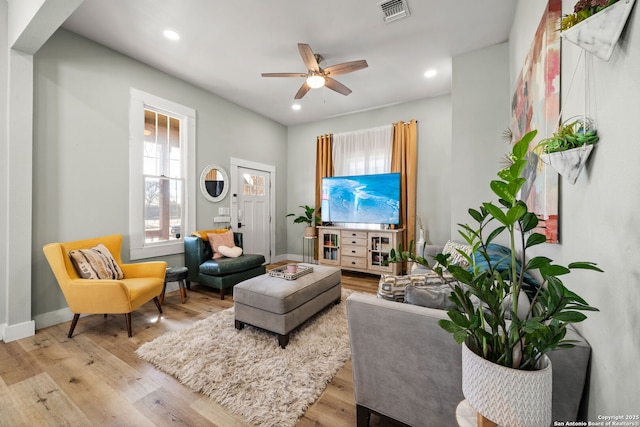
233 264 342 348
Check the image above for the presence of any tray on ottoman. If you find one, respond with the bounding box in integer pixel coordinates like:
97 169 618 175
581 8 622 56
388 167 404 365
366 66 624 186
267 263 313 280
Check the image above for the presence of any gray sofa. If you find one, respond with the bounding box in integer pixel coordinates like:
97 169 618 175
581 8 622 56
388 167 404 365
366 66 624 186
346 292 592 427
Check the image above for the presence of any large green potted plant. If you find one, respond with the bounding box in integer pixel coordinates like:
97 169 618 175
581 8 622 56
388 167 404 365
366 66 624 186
388 130 602 426
286 205 320 237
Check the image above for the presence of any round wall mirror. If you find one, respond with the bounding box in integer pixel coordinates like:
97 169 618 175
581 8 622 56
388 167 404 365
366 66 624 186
200 164 229 202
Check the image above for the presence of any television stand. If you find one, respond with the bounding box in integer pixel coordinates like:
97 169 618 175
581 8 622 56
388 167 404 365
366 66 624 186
317 226 404 276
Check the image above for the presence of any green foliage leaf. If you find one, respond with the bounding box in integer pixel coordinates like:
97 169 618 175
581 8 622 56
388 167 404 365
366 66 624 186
540 263 571 277
507 178 526 199
438 319 462 334
553 311 588 323
520 212 539 232
468 208 484 223
522 319 546 333
506 204 526 224
434 252 451 267
453 330 468 344
526 256 551 270
497 168 511 181
483 202 508 225
568 261 604 272
526 233 547 248
514 130 537 159
509 160 526 182
448 265 473 284
448 310 471 328
490 181 514 205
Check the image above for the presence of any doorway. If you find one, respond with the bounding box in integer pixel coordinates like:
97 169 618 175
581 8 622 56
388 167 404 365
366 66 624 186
230 158 276 264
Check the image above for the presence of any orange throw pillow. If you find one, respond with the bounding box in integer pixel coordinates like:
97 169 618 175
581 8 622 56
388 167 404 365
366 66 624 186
207 230 236 259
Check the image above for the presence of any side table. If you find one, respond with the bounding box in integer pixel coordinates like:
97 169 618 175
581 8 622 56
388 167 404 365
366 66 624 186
160 266 189 304
456 400 500 427
302 236 317 264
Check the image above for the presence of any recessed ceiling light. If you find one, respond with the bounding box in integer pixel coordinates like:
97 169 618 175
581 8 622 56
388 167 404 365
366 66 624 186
163 29 180 41
424 69 437 78
291 104 302 111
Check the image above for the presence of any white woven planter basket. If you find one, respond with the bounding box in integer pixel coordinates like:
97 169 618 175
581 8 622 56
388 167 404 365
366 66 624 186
462 342 552 427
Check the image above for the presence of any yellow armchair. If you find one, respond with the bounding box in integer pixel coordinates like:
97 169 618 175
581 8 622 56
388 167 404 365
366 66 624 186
43 234 167 337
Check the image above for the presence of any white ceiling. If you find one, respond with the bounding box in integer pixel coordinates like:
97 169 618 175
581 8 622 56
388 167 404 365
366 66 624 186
62 0 516 127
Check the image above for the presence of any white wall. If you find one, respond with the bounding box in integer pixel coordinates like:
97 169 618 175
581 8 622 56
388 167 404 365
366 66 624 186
286 96 452 256
450 42 512 242
0 1 8 329
509 0 640 417
31 29 287 319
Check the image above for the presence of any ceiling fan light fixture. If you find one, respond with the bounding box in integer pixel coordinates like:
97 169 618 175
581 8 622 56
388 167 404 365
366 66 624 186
306 74 325 89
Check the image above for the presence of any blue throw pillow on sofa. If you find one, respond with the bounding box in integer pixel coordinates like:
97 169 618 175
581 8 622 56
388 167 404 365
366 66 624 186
468 243 540 301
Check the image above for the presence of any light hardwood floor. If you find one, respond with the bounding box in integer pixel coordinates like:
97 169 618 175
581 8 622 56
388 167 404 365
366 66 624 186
0 264 402 426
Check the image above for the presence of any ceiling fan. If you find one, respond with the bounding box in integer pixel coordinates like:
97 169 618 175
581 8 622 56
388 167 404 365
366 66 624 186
261 43 368 99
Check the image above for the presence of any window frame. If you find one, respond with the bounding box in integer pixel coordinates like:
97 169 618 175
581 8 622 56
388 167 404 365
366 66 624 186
129 88 196 260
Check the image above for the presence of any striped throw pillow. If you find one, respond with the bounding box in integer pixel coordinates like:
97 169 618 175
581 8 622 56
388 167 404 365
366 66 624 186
69 244 124 280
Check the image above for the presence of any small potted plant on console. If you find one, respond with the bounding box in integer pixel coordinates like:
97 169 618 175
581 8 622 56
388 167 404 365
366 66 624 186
287 205 320 237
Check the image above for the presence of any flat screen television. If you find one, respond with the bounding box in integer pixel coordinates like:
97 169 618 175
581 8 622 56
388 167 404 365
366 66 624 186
321 172 401 225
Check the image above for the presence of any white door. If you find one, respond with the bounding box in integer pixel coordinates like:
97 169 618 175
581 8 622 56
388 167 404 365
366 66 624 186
234 166 271 262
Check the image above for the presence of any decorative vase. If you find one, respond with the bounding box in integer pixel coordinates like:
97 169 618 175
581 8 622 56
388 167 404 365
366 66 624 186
561 0 636 61
540 144 594 185
461 343 552 427
305 226 316 237
416 229 425 258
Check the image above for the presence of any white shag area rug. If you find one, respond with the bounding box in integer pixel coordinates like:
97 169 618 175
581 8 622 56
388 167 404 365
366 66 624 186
136 289 352 427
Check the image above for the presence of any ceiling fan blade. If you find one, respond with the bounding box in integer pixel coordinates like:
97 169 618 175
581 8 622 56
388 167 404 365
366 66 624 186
298 43 319 72
324 60 368 77
325 77 352 96
294 82 311 99
261 72 308 78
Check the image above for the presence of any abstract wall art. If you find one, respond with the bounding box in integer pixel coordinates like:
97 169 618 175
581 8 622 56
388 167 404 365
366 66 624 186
510 0 562 243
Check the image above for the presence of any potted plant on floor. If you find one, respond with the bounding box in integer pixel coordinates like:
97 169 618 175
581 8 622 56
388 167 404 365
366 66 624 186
535 117 599 184
388 130 602 427
287 205 320 237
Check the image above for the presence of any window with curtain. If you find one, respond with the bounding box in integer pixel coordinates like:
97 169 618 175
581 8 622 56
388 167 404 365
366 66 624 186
332 125 393 176
330 125 393 229
316 120 416 242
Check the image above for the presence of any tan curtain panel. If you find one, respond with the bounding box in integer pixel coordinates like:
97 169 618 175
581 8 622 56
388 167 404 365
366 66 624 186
391 119 418 255
315 134 334 214
315 134 333 259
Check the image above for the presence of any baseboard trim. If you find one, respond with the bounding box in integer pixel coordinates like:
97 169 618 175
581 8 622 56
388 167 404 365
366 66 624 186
277 254 303 263
2 319 36 342
34 307 76 330
34 285 181 331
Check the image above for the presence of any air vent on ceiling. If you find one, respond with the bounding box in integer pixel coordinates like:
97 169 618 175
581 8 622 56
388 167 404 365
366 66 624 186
378 0 410 23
